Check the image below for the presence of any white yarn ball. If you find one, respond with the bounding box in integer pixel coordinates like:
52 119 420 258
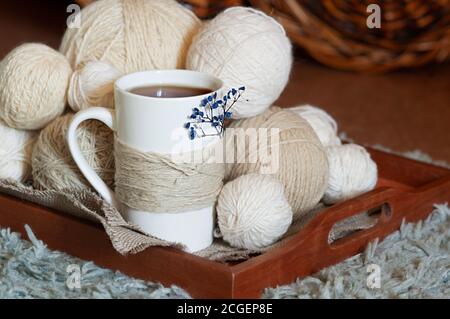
217 174 293 250
289 105 341 147
31 113 115 192
0 43 71 130
68 61 122 111
187 7 292 119
324 144 378 205
60 0 201 73
0 120 37 182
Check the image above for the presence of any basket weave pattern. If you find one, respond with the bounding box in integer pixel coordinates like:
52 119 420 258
250 0 450 72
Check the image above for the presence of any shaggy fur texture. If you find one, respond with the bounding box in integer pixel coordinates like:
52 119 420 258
0 149 448 299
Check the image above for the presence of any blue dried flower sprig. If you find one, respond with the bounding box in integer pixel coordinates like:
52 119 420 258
185 86 245 140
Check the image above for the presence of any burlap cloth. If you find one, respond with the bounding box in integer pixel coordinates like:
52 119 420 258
0 179 376 262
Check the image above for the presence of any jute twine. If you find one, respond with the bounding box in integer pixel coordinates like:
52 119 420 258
114 138 225 213
226 107 329 220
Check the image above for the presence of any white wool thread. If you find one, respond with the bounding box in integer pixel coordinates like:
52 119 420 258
0 43 71 130
68 61 122 111
32 113 115 192
324 144 378 205
187 7 292 119
217 174 293 250
0 120 37 182
60 0 201 73
290 105 342 147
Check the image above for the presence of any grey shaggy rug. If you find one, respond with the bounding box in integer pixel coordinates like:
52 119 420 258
0 149 449 299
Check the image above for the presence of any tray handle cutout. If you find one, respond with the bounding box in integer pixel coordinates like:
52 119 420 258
328 203 392 246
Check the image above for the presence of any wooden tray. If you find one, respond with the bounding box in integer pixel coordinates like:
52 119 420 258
0 148 449 298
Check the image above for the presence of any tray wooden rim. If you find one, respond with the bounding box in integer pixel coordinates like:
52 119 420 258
0 147 449 298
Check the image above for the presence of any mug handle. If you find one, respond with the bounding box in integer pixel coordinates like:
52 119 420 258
67 107 119 208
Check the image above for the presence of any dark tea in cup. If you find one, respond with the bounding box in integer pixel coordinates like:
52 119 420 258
129 85 212 98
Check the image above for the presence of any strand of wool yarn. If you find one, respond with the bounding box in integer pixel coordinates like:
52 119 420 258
0 120 37 182
114 138 225 213
187 7 292 119
289 105 342 147
60 0 201 74
324 144 378 205
225 107 329 219
32 114 115 192
0 43 71 130
216 174 293 250
68 61 122 111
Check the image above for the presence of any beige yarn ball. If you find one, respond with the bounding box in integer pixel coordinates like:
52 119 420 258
0 120 37 182
32 114 114 192
225 108 329 219
68 61 122 111
60 0 201 73
217 174 293 250
324 144 378 205
0 43 71 130
187 7 292 119
289 105 342 147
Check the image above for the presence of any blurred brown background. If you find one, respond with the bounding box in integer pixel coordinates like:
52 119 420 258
1 1 449 162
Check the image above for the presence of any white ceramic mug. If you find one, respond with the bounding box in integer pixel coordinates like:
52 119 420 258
67 70 224 252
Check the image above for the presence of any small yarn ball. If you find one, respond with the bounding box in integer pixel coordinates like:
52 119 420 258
324 144 378 205
217 174 293 250
289 105 342 147
187 7 292 119
68 61 122 111
0 120 37 182
32 114 115 192
0 43 71 130
60 0 201 73
225 108 329 219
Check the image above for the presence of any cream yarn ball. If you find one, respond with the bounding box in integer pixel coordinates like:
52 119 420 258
289 105 342 147
225 108 329 219
68 61 122 111
32 114 115 192
187 7 292 119
0 120 37 182
0 43 71 130
217 174 293 250
324 144 378 205
60 0 201 73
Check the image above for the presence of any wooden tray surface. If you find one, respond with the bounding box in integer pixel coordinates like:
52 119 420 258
0 148 449 298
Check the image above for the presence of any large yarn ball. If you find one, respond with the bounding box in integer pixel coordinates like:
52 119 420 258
60 0 201 73
324 144 378 205
217 174 293 250
0 120 37 182
0 43 71 130
187 7 292 119
32 114 115 192
225 108 329 219
290 105 342 147
68 61 122 111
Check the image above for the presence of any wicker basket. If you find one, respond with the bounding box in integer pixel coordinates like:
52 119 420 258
250 0 450 72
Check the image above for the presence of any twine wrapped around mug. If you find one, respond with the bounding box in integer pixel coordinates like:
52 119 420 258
114 138 225 213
